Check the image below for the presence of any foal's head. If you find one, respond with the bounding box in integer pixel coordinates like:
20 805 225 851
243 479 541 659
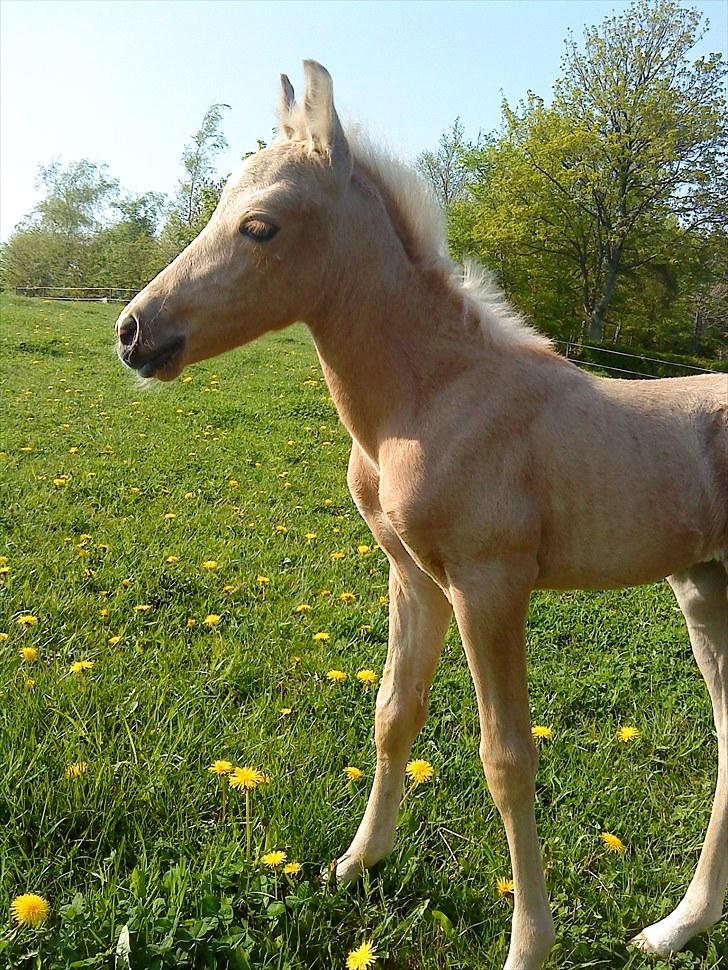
116 60 413 381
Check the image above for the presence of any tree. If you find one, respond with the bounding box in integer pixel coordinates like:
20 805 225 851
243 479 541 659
163 103 230 253
90 192 167 288
3 159 120 287
556 0 726 340
416 118 473 210
460 0 727 344
31 159 119 237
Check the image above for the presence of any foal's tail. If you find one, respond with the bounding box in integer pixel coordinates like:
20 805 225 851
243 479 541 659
705 392 728 562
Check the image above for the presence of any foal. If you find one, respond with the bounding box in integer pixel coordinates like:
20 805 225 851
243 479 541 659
117 61 728 969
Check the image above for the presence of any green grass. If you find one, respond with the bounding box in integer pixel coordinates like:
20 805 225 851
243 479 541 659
0 294 725 969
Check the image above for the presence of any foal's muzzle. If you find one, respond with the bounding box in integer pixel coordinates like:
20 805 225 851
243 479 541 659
116 313 186 379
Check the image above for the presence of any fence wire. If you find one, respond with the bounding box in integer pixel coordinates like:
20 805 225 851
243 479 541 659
555 340 721 379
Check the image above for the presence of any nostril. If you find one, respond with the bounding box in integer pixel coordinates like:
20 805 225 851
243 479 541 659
117 315 139 348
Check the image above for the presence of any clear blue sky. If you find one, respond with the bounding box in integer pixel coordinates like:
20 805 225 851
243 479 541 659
1 0 725 240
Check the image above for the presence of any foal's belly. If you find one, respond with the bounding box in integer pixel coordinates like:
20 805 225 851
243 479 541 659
537 464 721 589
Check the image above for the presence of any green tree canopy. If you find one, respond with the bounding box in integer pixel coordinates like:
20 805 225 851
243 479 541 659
456 0 726 350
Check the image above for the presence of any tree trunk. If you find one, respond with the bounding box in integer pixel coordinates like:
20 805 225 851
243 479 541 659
691 306 705 354
587 249 622 343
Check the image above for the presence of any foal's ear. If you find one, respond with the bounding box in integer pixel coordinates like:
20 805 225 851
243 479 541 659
279 74 296 139
302 59 351 174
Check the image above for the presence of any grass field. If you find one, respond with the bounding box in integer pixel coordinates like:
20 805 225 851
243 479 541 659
0 293 725 969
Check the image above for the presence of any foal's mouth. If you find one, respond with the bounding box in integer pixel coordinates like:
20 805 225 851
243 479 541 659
122 336 186 382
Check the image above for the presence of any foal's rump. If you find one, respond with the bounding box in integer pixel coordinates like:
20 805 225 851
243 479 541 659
533 370 728 590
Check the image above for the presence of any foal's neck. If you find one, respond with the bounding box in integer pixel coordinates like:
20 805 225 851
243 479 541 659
308 258 477 464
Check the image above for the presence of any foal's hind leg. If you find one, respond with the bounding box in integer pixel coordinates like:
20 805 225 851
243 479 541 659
634 561 728 955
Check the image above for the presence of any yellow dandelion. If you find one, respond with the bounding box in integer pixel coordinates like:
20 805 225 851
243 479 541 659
222 584 237 594
64 761 89 778
531 725 553 741
20 646 39 662
617 726 640 743
330 551 345 560
108 635 122 646
600 832 626 854
339 591 357 603
53 477 69 487
326 669 347 683
17 614 38 627
0 556 7 564
186 618 197 628
406 759 435 785
346 939 378 970
357 545 370 555
356 669 378 686
134 604 152 613
304 532 317 540
24 678 36 690
166 555 180 564
69 446 80 454
228 479 239 488
378 595 389 606
323 499 333 506
201 560 219 570
279 707 292 716
294 603 312 613
261 850 287 868
208 760 233 775
99 608 109 619
70 660 94 674
182 375 193 383
344 766 364 781
496 876 514 896
0 565 11 575
229 766 266 790
275 524 287 533
163 512 176 520
319 589 331 597
314 631 331 642
10 893 49 927
256 575 270 585
204 614 221 627
283 861 302 875
0 632 9 642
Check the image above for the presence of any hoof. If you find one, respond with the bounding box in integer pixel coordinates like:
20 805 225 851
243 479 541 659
631 930 671 956
630 922 688 958
324 852 365 887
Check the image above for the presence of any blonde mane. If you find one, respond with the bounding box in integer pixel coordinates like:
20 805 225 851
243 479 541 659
278 112 550 351
348 131 552 351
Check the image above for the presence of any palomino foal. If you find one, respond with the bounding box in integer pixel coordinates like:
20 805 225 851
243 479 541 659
117 62 728 969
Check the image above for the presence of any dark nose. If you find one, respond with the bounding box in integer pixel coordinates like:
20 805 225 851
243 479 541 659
117 315 140 349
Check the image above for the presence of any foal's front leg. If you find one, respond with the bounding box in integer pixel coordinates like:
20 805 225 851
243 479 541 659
450 559 554 970
335 555 452 883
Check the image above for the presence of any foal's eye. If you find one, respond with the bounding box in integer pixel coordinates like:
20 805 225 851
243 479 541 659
239 219 279 242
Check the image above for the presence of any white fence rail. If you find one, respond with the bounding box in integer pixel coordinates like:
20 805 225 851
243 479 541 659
15 285 137 303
